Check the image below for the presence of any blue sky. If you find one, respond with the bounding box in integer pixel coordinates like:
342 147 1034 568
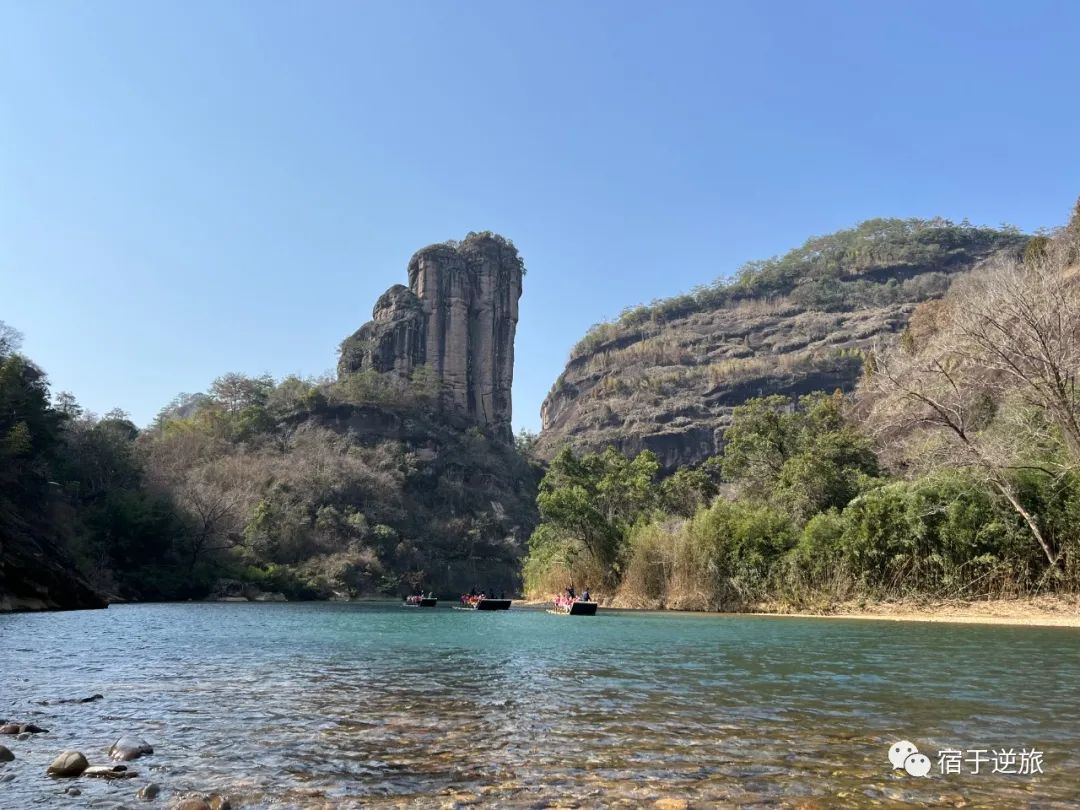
3 1 1079 432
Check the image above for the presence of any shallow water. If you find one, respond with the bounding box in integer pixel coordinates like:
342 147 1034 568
1 602 1078 808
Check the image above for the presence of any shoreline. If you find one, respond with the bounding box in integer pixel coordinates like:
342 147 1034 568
747 596 1080 628
521 595 1080 628
11 596 1079 628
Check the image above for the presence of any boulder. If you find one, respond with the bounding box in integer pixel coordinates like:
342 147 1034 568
138 782 161 800
47 751 88 777
0 722 47 734
109 735 154 761
0 745 13 762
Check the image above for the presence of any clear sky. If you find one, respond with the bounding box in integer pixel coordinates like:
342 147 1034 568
3 1 1079 432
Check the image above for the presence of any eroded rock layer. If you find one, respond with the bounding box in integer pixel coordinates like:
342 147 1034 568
536 219 1028 471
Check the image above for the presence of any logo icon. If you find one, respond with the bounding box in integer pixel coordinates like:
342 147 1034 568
889 740 931 777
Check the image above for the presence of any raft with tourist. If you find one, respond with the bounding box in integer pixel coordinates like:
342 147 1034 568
457 588 512 611
548 586 598 616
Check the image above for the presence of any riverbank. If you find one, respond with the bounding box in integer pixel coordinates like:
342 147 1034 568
753 595 1080 628
519 594 1080 627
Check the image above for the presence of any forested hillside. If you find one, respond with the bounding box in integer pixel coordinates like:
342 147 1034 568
525 201 1080 609
0 351 539 609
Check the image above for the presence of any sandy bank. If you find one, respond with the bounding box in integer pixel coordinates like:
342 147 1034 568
520 595 1080 627
752 595 1080 628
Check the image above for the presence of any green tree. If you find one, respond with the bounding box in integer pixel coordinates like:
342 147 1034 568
722 392 878 519
533 447 659 578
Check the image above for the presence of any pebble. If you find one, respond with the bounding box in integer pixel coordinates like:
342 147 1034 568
47 751 89 778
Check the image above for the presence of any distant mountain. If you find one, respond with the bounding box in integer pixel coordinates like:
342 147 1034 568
536 219 1028 470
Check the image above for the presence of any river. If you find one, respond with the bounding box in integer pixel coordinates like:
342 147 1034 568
1 602 1078 808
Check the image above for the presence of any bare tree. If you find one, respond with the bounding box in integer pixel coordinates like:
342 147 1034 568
949 247 1080 463
866 336 1059 568
0 321 23 356
177 461 252 572
863 221 1080 570
143 431 257 571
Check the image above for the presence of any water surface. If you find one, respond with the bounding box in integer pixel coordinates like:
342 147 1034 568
1 602 1078 808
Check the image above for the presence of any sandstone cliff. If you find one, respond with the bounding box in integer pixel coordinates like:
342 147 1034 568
339 233 523 441
536 219 1027 471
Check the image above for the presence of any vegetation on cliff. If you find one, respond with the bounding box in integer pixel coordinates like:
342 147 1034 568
525 202 1080 610
0 339 538 608
572 217 1025 357
538 217 1028 472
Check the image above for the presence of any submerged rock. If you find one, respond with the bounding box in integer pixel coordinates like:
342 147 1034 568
654 800 689 810
252 591 287 602
138 782 161 800
0 745 13 762
84 764 134 778
47 751 88 777
109 735 154 761
208 795 232 810
0 722 47 735
38 694 104 705
173 798 212 810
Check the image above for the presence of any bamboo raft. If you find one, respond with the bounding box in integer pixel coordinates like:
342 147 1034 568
457 597 512 611
548 600 598 616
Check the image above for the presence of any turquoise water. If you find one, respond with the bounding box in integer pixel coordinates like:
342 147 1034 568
1 602 1078 808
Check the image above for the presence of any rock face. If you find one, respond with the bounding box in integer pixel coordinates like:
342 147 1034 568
0 533 106 612
537 219 1027 471
339 233 524 441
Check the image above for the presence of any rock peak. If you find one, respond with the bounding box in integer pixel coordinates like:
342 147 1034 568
339 233 524 441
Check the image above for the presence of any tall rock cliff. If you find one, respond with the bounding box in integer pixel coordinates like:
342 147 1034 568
339 232 523 441
536 219 1028 471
